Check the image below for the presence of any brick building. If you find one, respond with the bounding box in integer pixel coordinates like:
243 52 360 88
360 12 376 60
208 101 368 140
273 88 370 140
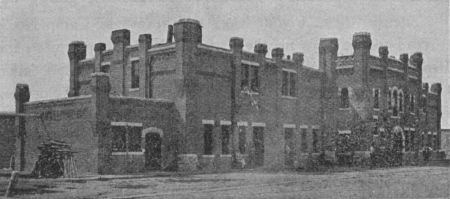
0 18 442 173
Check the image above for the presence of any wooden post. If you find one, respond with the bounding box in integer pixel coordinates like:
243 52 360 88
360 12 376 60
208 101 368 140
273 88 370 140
5 171 19 197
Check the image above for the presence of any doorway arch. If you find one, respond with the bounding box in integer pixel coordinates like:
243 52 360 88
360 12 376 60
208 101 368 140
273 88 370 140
142 127 163 170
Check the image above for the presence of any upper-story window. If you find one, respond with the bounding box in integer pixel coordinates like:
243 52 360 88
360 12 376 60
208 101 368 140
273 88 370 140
131 61 140 89
399 91 404 112
410 94 415 113
393 89 398 116
241 64 259 93
100 64 110 73
281 69 296 97
388 89 392 110
373 88 380 109
340 87 350 108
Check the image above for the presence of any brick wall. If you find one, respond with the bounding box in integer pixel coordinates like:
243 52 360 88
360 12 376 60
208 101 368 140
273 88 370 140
0 115 15 169
20 96 97 174
108 96 182 173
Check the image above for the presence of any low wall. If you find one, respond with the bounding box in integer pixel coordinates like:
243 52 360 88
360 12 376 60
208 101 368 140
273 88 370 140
0 114 16 169
178 154 234 172
110 153 145 173
19 96 98 174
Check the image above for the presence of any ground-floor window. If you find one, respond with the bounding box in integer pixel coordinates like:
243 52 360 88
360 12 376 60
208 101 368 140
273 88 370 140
252 126 265 166
203 124 214 155
238 126 246 154
433 135 438 150
301 128 307 152
284 128 295 166
312 129 319 153
112 125 142 152
427 134 432 148
421 133 425 148
405 130 410 151
221 125 231 154
410 131 415 151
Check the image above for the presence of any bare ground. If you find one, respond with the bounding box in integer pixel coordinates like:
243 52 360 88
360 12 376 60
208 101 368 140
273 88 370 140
1 166 449 199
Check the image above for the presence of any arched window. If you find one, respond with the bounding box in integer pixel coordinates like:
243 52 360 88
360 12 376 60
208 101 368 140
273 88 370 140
410 95 415 112
388 89 392 110
340 88 349 108
393 90 398 116
373 89 380 109
399 91 403 112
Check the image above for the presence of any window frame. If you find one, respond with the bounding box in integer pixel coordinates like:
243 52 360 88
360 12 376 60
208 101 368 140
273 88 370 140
241 63 260 94
111 122 143 155
203 124 214 155
131 60 140 89
301 128 308 152
373 88 380 110
281 69 297 98
340 87 350 109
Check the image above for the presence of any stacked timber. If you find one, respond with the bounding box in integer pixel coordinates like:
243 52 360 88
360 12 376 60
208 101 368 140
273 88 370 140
31 140 77 178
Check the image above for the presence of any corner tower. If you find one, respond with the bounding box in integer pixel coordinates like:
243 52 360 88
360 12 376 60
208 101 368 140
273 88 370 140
319 38 339 143
352 32 372 86
173 19 203 154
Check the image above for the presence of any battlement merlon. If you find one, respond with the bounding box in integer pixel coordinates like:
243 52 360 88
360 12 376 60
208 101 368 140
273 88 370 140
352 32 372 52
379 46 389 60
410 52 423 70
430 83 442 95
68 41 87 97
174 18 202 43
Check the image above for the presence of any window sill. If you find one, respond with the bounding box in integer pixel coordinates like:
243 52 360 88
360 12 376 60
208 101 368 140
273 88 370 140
339 108 350 111
281 95 296 99
373 108 380 111
220 154 232 158
201 154 215 158
241 90 259 95
129 88 140 92
112 151 144 155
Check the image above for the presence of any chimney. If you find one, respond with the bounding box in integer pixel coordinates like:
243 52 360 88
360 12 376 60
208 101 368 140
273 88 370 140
67 41 86 97
167 25 174 43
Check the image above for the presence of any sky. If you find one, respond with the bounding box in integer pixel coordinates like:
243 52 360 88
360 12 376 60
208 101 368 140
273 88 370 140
0 0 448 127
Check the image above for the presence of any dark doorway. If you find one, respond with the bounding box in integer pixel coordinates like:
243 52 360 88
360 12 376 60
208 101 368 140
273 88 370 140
253 127 264 167
144 133 162 170
284 128 295 167
221 125 231 154
392 130 403 166
203 124 214 155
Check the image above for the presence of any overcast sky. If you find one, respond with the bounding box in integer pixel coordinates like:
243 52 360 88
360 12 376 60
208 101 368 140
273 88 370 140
0 0 448 128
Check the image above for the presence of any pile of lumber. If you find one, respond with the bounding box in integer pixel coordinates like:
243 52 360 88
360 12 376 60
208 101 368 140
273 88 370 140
31 140 77 178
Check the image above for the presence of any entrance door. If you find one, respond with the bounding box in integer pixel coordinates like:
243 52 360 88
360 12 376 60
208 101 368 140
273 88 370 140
284 128 295 167
253 127 264 167
144 133 162 170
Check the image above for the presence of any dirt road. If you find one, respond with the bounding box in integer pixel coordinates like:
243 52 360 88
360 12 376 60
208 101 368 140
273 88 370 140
1 166 449 198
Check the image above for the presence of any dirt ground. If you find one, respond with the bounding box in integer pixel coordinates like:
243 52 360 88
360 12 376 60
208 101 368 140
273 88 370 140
1 166 449 199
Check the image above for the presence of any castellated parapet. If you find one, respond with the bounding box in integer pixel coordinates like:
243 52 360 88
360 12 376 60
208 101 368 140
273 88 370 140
1 18 441 174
